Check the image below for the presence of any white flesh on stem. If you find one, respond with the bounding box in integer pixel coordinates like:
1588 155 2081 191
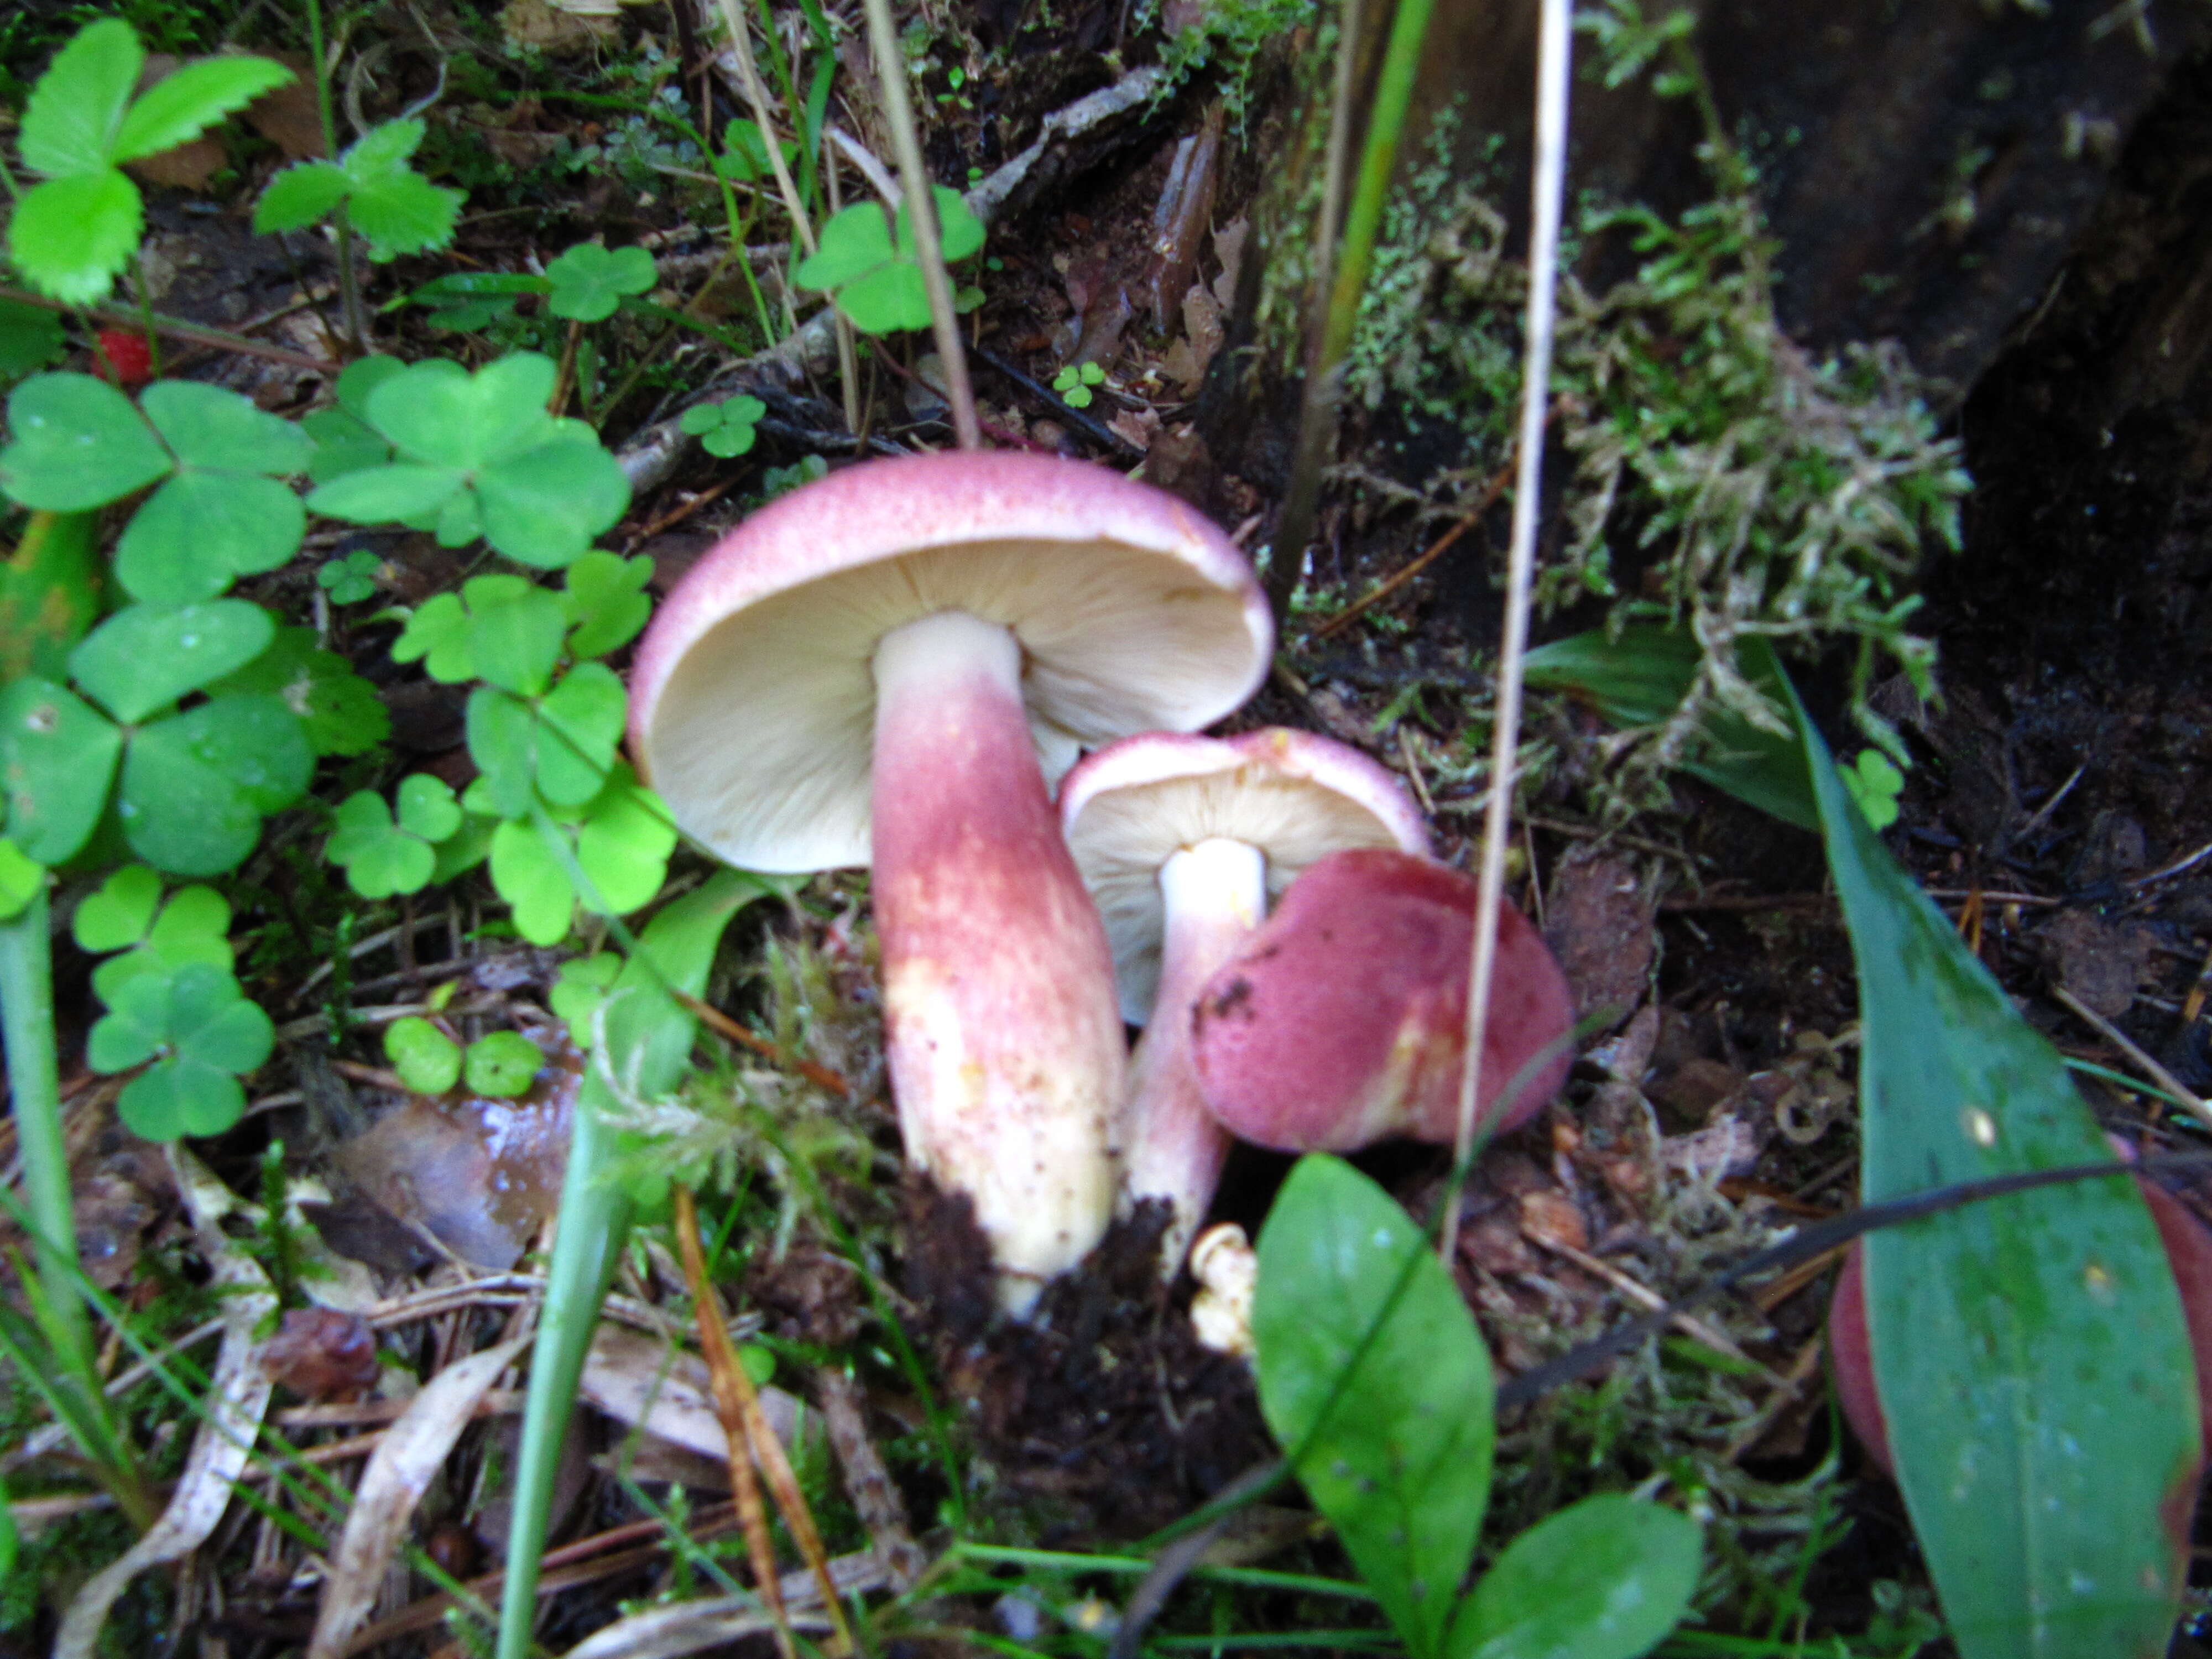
1124 836 1266 1274
870 609 1125 1312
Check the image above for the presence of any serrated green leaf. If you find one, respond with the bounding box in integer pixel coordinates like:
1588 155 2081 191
0 300 68 381
118 695 311 874
74 863 162 952
386 1015 462 1095
70 599 274 724
397 773 463 841
253 159 351 233
0 841 42 920
307 461 465 526
475 431 629 568
113 55 293 164
1255 1155 1495 1659
466 1030 543 1096
5 172 144 306
141 380 312 475
562 551 653 660
207 625 388 757
468 687 540 820
1445 1495 1701 1659
537 664 625 805
1778 643 2200 1659
19 20 141 177
0 676 121 864
466 578 567 698
544 243 657 324
116 473 306 605
1 372 171 511
490 817 573 945
338 119 462 259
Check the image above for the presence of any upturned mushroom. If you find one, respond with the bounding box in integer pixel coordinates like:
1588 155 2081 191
1060 728 1428 1267
1189 848 1575 1152
628 452 1271 1307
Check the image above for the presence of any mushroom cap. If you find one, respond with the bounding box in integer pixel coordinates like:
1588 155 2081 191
1191 848 1574 1151
628 451 1272 873
1060 728 1430 1023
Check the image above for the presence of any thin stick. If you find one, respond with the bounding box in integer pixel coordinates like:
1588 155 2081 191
0 288 342 373
2051 984 2212 1133
1443 0 1571 1265
858 0 982 449
820 135 865 439
826 126 902 210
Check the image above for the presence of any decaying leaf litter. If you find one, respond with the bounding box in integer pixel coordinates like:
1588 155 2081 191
9 1 2212 1656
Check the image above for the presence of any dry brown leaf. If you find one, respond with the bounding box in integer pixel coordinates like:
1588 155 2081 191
580 1324 801 1463
56 1149 276 1659
306 1336 530 1659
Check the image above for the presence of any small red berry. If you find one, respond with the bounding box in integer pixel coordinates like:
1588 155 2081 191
93 330 153 390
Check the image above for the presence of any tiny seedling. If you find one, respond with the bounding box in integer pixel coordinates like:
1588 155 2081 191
550 953 620 1045
384 1019 544 1098
543 243 658 323
87 960 274 1140
319 549 384 606
680 394 767 458
254 117 464 263
327 775 468 899
4 19 291 303
715 118 799 184
1052 361 1107 409
792 187 986 334
1840 748 1905 831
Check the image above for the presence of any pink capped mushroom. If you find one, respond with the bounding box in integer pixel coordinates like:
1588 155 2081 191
628 452 1271 1307
1060 728 1430 1269
1189 848 1575 1152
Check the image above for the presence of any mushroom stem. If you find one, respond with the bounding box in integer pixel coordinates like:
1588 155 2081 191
1124 837 1266 1272
869 609 1125 1311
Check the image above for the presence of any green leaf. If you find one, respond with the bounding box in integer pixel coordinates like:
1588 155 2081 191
407 271 546 332
253 160 351 233
537 664 626 806
716 118 797 183
0 676 121 864
1255 1155 1495 1659
468 687 541 821
1840 748 1905 832
0 300 68 381
90 880 232 1001
474 429 629 568
97 962 271 1140
905 186 985 264
18 19 141 177
335 119 462 259
303 410 391 483
794 201 894 293
112 56 293 164
367 355 556 472
326 789 437 899
118 694 312 874
465 576 567 697
397 773 463 841
73 863 162 952
575 770 677 916
0 841 43 921
386 1016 462 1095
792 191 983 335
1446 1495 1702 1659
562 551 654 660
307 462 464 525
207 625 389 757
489 816 573 945
117 473 306 605
833 260 931 335
1778 645 2198 1659
1 373 171 512
142 379 312 475
544 243 657 324
392 592 474 682
466 1030 544 1096
5 173 144 306
0 510 102 683
70 599 274 724
550 953 620 1046
677 397 763 461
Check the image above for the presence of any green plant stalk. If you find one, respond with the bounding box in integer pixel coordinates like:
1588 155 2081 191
302 0 365 349
858 0 979 448
1269 0 1437 617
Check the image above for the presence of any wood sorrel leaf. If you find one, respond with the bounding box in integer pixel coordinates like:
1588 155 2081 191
562 551 654 660
489 817 572 946
327 790 437 900
118 695 311 874
385 1016 462 1095
101 962 271 1140
463 576 567 697
0 675 121 864
1255 1155 1494 1659
73 864 163 953
117 473 307 605
0 373 171 511
367 356 556 471
70 600 274 724
466 1030 542 1097
207 626 389 757
573 768 677 916
536 664 626 806
1446 1494 1702 1659
543 243 656 323
474 427 629 568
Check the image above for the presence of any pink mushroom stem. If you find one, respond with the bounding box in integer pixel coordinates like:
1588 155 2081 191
869 609 1126 1311
1124 837 1267 1269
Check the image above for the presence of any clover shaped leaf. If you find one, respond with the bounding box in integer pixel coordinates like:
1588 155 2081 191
794 189 985 335
118 693 314 875
1052 361 1106 409
544 243 656 323
550 953 620 1046
0 676 123 865
464 660 627 817
0 372 171 510
10 19 291 304
1841 748 1906 832
384 1015 462 1096
209 625 390 758
90 961 273 1140
318 549 383 606
714 119 797 185
328 774 466 899
306 353 629 568
395 574 568 693
77 868 232 1000
255 117 462 262
562 551 654 660
680 395 766 459
484 765 677 946
71 599 274 724
466 1030 544 1097
304 357 404 484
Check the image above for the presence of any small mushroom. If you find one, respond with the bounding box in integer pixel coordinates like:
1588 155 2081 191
1827 1173 2212 1476
628 452 1270 1308
1189 848 1576 1152
1060 728 1427 1267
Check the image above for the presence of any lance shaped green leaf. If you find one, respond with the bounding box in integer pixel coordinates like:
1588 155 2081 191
536 664 625 806
91 962 273 1140
118 694 312 875
70 600 274 724
1773 641 2198 1659
255 118 461 260
467 1031 544 1097
208 626 389 757
0 676 121 865
385 1016 462 1095
116 382 312 605
0 373 171 511
544 243 656 323
562 551 654 660
1255 1155 1495 1659
1445 1494 1702 1659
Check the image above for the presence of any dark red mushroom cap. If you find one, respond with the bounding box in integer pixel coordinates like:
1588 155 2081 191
1189 848 1575 1151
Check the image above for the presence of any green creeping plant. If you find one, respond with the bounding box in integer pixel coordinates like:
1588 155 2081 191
254 116 463 263
680 394 765 458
